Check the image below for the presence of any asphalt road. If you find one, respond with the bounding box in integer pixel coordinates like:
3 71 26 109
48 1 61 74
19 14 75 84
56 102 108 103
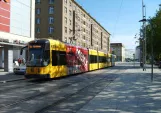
0 63 128 113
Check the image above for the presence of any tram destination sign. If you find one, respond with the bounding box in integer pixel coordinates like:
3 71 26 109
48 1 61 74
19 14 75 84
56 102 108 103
29 45 42 48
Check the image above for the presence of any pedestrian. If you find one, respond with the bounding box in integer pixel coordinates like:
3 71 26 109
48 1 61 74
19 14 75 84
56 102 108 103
18 58 21 66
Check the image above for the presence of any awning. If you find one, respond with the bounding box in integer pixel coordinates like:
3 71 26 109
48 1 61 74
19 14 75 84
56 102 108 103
0 42 26 47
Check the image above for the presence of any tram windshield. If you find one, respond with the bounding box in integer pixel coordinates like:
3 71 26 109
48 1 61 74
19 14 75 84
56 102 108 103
27 44 50 67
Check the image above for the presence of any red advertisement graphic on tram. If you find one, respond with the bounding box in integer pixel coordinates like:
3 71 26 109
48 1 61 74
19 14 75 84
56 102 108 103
66 45 88 75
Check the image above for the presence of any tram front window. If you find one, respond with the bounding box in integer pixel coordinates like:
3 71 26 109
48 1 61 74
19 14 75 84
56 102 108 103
27 45 50 67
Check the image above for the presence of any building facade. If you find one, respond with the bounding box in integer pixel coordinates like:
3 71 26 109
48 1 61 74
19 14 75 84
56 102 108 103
0 0 35 72
125 49 135 60
135 46 141 61
110 43 125 62
35 0 110 53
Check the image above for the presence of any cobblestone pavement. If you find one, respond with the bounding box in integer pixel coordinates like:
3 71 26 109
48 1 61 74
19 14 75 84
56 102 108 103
77 63 161 113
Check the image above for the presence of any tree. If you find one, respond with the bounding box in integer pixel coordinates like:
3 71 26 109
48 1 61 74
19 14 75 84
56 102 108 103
145 8 161 61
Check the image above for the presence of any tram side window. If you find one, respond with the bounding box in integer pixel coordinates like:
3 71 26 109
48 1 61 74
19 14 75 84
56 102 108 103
107 57 111 62
99 56 102 63
52 50 58 66
90 55 94 63
52 50 66 66
104 57 106 62
99 56 105 63
94 55 98 63
90 55 97 63
59 51 67 65
43 50 50 66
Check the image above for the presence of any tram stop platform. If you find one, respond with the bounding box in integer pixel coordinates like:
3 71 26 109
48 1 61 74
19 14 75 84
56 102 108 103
77 63 161 113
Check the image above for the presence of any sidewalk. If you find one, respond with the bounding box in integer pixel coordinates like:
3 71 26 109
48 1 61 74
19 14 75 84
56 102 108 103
77 64 161 113
0 69 24 83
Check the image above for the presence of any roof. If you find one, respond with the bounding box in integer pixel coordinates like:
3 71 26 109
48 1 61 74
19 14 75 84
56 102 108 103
110 43 125 47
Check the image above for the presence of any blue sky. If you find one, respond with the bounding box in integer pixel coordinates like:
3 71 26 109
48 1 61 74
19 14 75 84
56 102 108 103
75 0 161 50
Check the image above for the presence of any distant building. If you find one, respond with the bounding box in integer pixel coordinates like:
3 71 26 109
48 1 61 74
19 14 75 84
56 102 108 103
125 49 135 59
135 46 141 61
110 43 125 62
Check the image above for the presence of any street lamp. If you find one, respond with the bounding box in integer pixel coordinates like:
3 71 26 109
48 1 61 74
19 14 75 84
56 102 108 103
139 19 146 71
138 0 147 71
133 54 135 67
140 18 154 82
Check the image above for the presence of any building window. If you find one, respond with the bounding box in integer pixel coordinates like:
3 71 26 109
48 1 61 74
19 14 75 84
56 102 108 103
65 17 67 24
65 27 67 33
83 21 85 25
74 6 76 10
77 33 80 37
69 19 71 25
36 0 41 4
75 22 78 27
81 12 83 16
77 25 80 29
83 28 85 32
69 10 72 16
83 43 85 47
86 30 88 34
36 18 40 24
77 9 80 14
86 22 88 26
64 7 67 13
49 17 54 24
48 27 54 34
77 16 80 21
83 35 85 40
64 0 67 4
49 6 54 14
36 28 40 33
36 8 41 14
69 29 72 34
64 37 67 42
49 0 54 4
69 2 72 6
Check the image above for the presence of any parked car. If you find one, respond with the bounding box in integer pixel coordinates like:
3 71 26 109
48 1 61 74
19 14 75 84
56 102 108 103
13 65 26 75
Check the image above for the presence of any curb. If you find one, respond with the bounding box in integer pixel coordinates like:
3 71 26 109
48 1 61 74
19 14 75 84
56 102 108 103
0 78 25 83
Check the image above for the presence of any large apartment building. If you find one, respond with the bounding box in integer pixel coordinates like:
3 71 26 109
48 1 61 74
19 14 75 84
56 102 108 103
35 0 110 53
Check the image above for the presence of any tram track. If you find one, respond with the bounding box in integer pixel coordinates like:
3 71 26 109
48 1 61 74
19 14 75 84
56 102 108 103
0 72 109 109
0 79 53 94
0 68 113 94
35 73 119 113
0 68 125 113
38 76 118 113
35 68 127 113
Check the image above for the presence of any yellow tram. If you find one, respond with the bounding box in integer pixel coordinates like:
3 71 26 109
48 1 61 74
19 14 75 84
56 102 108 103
21 39 116 79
